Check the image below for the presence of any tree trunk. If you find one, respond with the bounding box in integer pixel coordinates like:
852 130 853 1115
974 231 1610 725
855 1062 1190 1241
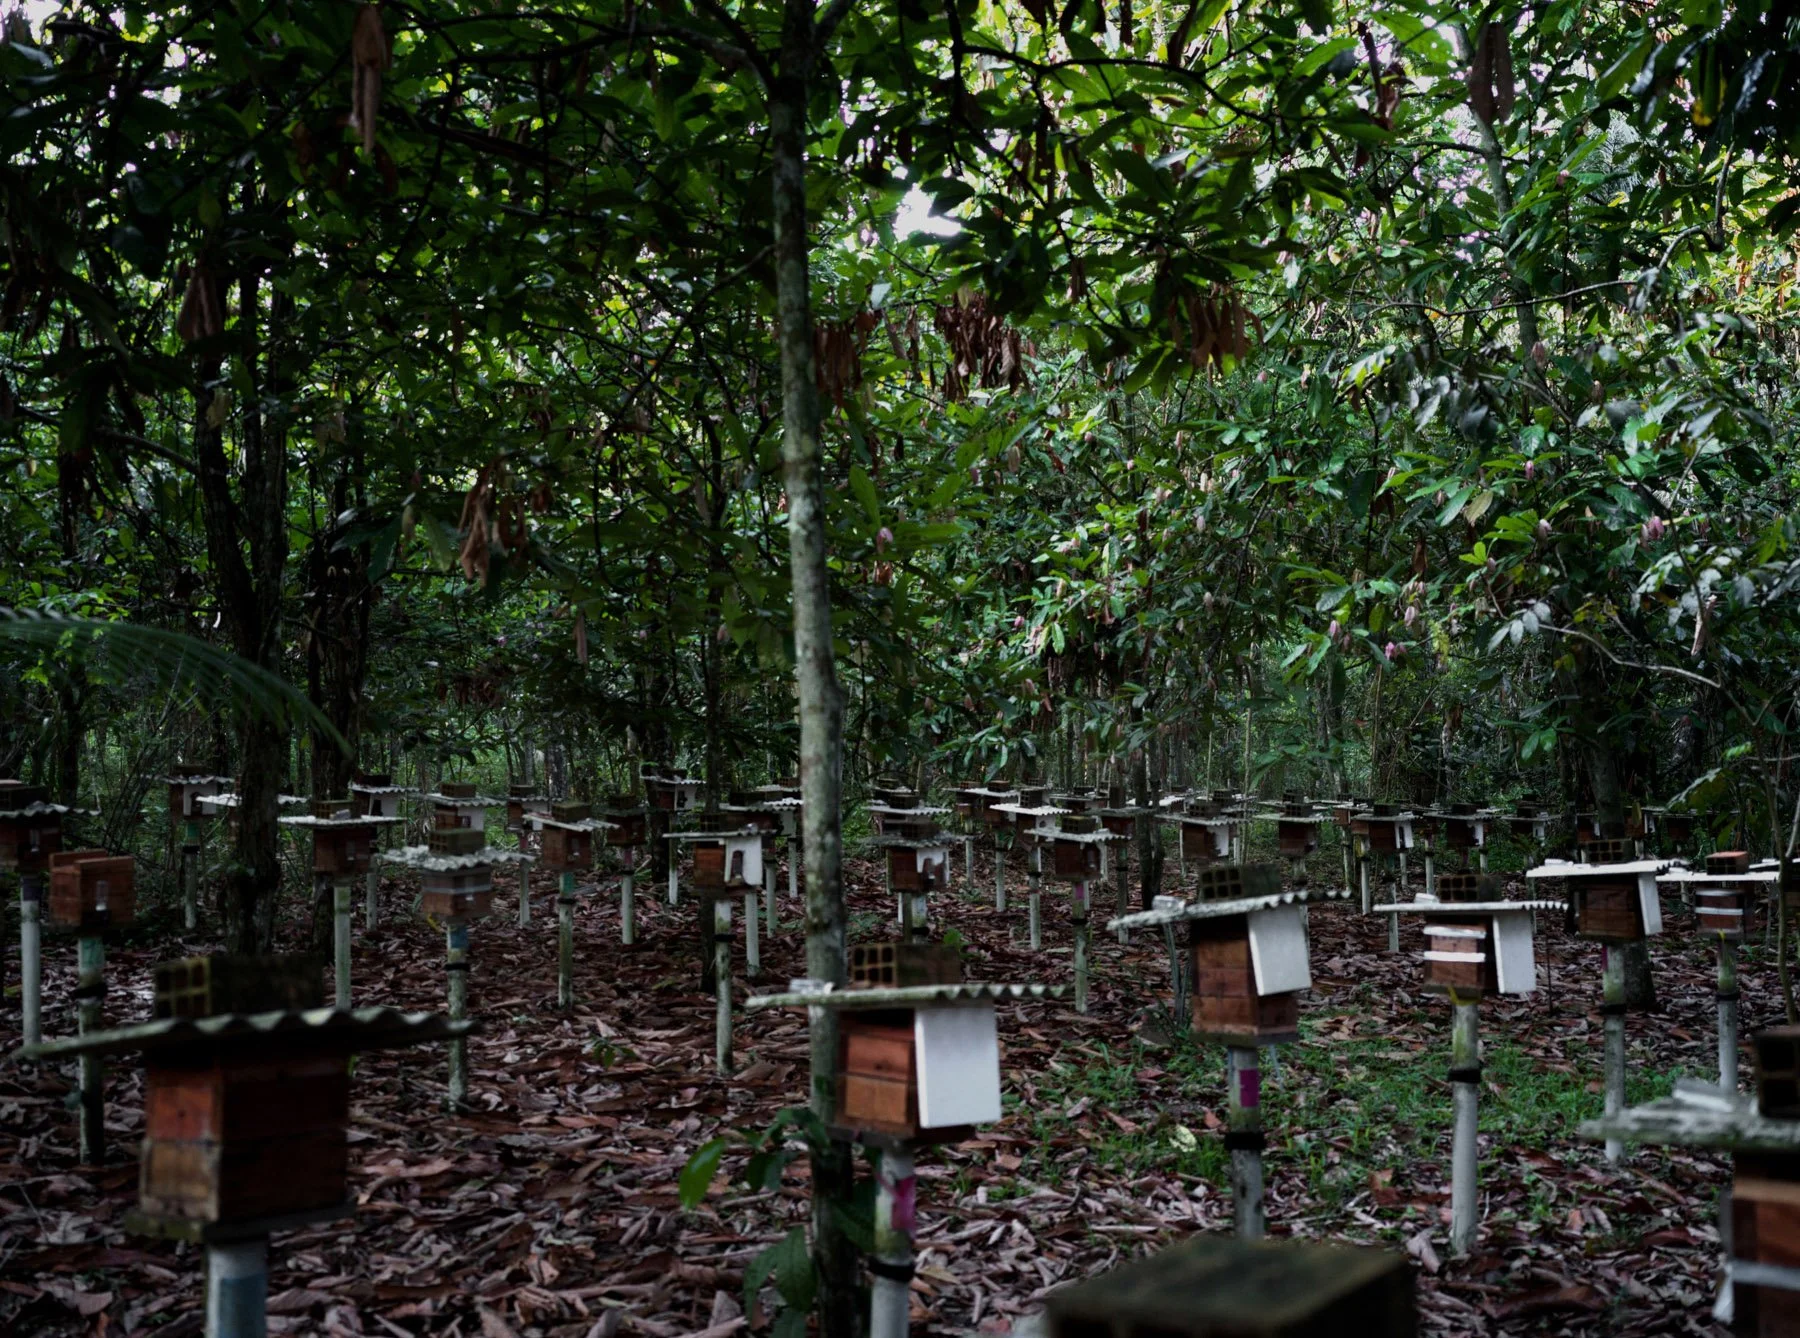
770 8 858 1332
192 270 291 954
1132 699 1164 909
1589 742 1657 1010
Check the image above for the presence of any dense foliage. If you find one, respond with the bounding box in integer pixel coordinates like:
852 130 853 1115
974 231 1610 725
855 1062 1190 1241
2 0 1795 964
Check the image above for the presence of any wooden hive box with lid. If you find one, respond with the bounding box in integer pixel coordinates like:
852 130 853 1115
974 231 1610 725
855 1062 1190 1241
1275 799 1324 860
1350 803 1416 855
1176 806 1233 861
419 824 496 918
1526 851 1667 942
598 794 650 847
1734 1029 1800 1336
304 798 381 877
28 955 466 1238
1178 865 1315 1045
0 780 63 873
432 781 490 832
350 774 408 819
1044 1236 1415 1338
1695 849 1755 937
833 944 997 1142
691 827 766 894
1046 814 1107 880
47 849 135 932
165 766 228 825
538 802 596 871
886 839 952 893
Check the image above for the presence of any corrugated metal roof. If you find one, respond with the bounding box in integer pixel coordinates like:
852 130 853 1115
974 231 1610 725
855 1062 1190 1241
1525 858 1674 878
378 844 530 870
26 1006 472 1060
1108 886 1351 931
1372 899 1564 915
748 982 1063 1011
279 814 406 828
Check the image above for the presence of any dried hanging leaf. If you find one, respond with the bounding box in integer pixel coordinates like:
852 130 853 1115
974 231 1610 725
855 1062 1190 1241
931 294 1031 403
175 264 224 344
1466 22 1512 125
350 4 391 156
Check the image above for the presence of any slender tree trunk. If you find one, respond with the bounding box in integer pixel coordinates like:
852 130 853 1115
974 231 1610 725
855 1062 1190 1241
770 8 858 1333
192 270 292 953
1590 741 1657 1010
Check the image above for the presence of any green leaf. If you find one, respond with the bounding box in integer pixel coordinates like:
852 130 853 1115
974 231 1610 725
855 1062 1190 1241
849 466 880 526
678 1137 729 1209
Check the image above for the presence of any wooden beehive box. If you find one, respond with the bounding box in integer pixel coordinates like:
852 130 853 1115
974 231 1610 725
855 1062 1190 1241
310 815 380 877
887 842 951 892
1188 907 1310 1044
1439 806 1487 849
1754 1028 1800 1120
1728 1159 1800 1338
1043 1235 1416 1338
1696 850 1757 937
541 826 593 870
836 1003 1001 1142
1180 820 1231 861
1662 812 1696 848
47 849 135 931
421 865 495 919
1570 867 1662 941
1049 816 1104 880
600 797 649 846
1276 807 1319 859
1421 911 1534 996
651 775 701 812
428 825 486 857
1351 808 1415 854
692 832 764 892
0 783 61 873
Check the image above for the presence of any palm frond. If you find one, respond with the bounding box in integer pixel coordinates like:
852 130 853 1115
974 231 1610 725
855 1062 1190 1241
0 610 348 755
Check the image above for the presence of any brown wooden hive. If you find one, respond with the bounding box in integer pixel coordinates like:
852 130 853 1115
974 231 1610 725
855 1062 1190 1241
1422 913 1496 995
420 866 495 919
141 1049 351 1225
1572 876 1647 941
1730 1151 1800 1338
47 849 135 932
311 822 379 877
1188 916 1300 1045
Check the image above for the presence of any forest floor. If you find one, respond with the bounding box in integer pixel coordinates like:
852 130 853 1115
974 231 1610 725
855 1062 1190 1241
0 832 1769 1337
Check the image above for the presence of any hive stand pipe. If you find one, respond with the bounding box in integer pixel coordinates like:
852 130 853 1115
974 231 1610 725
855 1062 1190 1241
713 897 733 1073
786 821 799 903
1114 838 1132 944
1450 995 1480 1256
446 919 470 1110
964 835 975 888
1027 844 1042 951
744 887 761 977
870 1145 916 1338
1423 850 1435 899
1072 880 1090 1014
1717 937 1739 1091
1602 943 1626 1162
364 866 379 931
19 873 41 1049
182 820 200 930
620 850 636 946
1358 851 1371 914
764 858 776 938
332 880 352 1008
994 834 1007 912
1340 831 1353 897
76 934 105 1164
517 856 533 927
558 871 577 1010
1164 922 1187 1025
668 851 679 906
1386 865 1401 954
1226 1046 1265 1239
205 1237 268 1338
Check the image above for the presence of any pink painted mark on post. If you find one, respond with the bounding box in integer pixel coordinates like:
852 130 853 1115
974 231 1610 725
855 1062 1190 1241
1237 1065 1261 1111
893 1175 918 1234
1072 882 1088 909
